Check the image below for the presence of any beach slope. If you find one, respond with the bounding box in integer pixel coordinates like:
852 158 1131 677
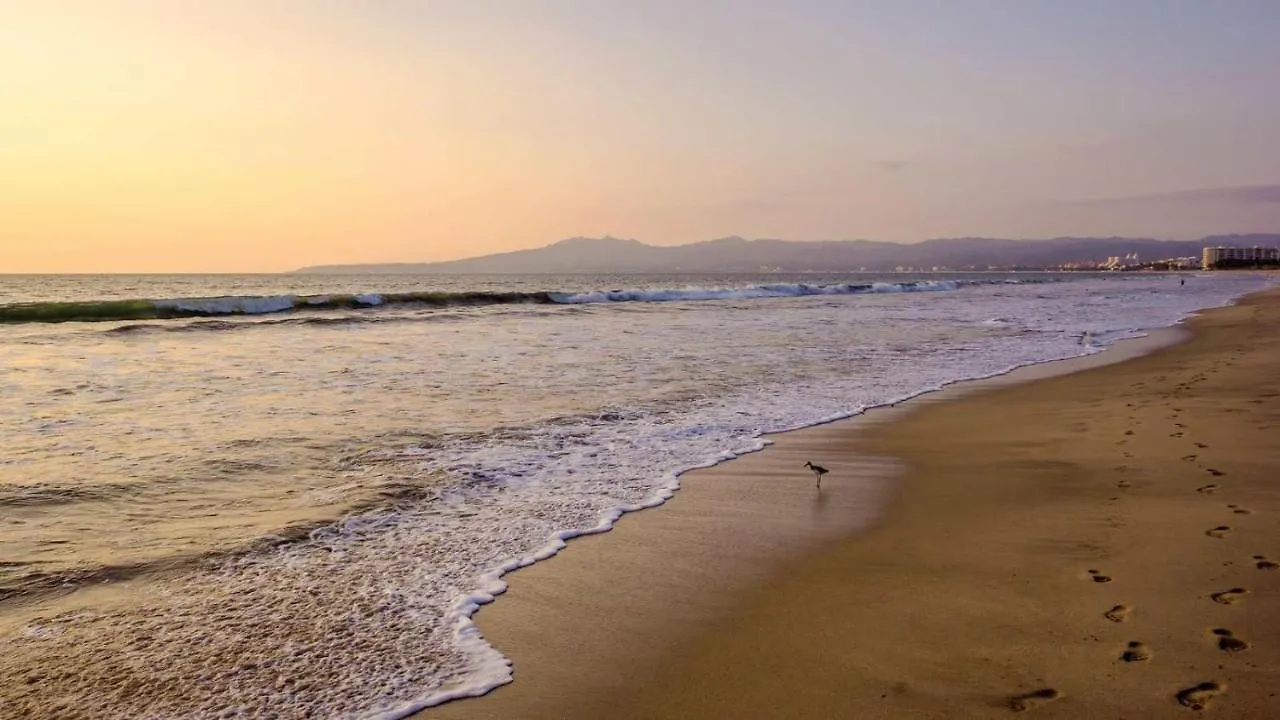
433 288 1279 719
609 289 1280 718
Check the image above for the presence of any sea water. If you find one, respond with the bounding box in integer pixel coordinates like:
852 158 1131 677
0 271 1268 718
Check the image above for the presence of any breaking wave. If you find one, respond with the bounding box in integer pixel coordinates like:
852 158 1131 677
0 280 992 324
0 291 554 324
551 279 963 303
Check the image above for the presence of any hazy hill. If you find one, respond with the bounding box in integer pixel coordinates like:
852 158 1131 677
295 234 1280 274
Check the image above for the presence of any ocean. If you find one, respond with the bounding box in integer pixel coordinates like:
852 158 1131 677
0 271 1269 718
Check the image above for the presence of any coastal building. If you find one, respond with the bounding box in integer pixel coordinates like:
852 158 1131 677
1202 246 1280 269
1101 253 1139 270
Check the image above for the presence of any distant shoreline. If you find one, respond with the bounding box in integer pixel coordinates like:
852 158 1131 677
293 234 1277 274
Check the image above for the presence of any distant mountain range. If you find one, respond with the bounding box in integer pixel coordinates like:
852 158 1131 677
295 234 1280 274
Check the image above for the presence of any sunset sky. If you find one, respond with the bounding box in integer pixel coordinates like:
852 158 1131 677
3 1 1279 272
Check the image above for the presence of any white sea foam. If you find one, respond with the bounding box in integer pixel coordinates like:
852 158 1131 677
155 295 298 315
552 279 961 304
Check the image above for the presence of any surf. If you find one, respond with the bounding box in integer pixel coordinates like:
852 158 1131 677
0 280 998 324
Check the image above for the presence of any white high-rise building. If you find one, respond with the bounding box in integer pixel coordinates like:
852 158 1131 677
1202 246 1280 269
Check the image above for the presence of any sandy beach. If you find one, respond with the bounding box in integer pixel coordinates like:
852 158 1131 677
431 286 1280 719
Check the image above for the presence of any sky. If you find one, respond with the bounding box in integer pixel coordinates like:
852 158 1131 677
2 1 1279 272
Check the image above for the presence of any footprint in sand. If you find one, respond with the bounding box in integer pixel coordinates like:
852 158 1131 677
1121 641 1152 662
1194 442 1209 449
1177 681 1228 707
1210 588 1248 605
1196 484 1219 494
1205 526 1232 539
1009 688 1061 712
1104 605 1131 623
1211 629 1250 653
1206 468 1225 477
1181 454 1198 462
1124 430 1135 436
1226 504 1252 515
1252 555 1279 571
1177 682 1227 711
1087 569 1112 583
1170 432 1185 438
1116 479 1132 490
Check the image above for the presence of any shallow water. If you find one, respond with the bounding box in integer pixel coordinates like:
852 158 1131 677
0 271 1267 718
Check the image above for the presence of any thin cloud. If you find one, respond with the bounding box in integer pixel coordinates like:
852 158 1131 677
1072 184 1280 206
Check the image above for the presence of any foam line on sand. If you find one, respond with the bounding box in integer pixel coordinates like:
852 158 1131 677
428 291 1280 719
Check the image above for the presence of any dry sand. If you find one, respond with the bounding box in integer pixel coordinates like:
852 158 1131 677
430 288 1280 719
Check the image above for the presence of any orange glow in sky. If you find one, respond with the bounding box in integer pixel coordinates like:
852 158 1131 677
2 1 1278 272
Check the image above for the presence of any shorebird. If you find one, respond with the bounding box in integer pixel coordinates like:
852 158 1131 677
804 461 829 489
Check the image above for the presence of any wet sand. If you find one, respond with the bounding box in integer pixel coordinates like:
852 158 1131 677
430 288 1280 719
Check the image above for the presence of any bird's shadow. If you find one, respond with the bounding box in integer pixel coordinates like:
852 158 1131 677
811 485 831 517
